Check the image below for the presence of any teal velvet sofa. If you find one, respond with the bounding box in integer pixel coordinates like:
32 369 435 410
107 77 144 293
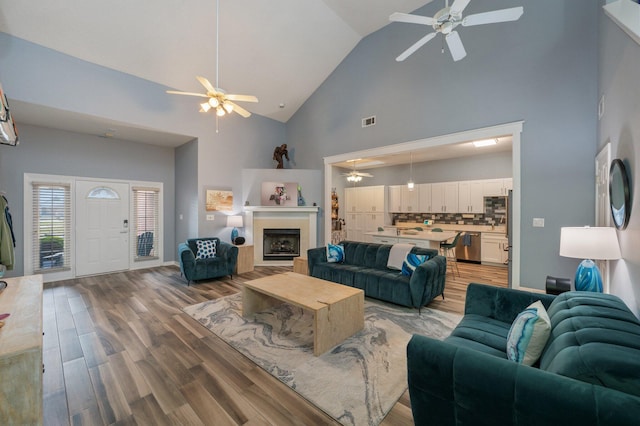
407 283 640 425
307 240 446 309
178 237 238 285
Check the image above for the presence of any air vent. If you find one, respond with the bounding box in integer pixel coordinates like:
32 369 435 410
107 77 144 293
362 116 376 127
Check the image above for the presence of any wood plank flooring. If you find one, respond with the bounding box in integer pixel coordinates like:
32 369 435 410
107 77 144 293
42 261 507 426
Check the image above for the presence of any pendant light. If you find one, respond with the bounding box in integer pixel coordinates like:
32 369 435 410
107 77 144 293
407 152 415 191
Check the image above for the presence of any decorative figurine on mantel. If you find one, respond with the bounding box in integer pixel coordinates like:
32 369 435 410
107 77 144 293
273 144 289 169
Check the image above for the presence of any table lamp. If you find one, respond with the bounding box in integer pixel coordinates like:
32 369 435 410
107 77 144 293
227 215 244 244
559 226 621 292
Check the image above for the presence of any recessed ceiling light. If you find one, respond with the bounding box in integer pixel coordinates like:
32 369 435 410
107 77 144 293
473 139 497 147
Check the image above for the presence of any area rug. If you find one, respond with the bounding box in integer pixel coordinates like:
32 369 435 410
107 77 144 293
182 294 460 426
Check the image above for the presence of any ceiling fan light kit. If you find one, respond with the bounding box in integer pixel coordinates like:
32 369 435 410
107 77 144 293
166 0 258 130
390 0 524 62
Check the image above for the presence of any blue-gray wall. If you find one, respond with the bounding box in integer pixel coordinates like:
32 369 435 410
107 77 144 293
175 138 199 246
598 0 640 315
0 124 176 276
288 0 600 290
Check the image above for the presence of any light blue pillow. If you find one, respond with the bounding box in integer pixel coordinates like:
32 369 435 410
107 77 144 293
401 253 428 276
327 244 344 263
506 301 551 365
196 239 217 259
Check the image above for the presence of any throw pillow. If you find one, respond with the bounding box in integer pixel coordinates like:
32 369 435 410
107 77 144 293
327 243 344 263
506 300 551 366
401 253 428 276
196 239 217 259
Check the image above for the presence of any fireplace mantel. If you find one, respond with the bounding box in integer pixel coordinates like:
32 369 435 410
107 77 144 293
244 206 319 266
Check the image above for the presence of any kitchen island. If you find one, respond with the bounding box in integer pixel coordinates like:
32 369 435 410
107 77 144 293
365 230 457 250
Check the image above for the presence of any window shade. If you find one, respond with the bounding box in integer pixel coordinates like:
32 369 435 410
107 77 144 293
32 182 71 273
132 187 159 261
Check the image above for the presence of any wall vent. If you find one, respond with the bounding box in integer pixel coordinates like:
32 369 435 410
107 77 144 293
362 116 376 127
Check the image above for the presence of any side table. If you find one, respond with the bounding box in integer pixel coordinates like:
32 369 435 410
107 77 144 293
235 244 254 274
293 256 308 275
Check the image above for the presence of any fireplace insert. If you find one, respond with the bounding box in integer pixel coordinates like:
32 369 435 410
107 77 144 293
263 228 300 260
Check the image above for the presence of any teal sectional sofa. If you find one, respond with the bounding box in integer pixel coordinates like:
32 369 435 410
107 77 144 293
407 283 640 425
307 240 447 309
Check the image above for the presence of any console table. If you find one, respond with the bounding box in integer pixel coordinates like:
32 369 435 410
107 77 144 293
0 275 43 425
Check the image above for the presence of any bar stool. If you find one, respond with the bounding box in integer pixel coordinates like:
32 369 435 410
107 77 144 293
440 231 462 278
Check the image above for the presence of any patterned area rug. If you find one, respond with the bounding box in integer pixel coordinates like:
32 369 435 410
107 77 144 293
183 293 460 426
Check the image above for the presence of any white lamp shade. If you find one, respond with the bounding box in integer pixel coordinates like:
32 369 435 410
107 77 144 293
559 227 621 260
226 215 243 228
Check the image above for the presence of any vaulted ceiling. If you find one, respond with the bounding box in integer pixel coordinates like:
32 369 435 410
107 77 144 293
0 0 433 123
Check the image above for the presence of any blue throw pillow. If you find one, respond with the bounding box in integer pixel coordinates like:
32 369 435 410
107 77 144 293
327 243 344 263
401 253 428 276
196 239 217 259
507 301 551 366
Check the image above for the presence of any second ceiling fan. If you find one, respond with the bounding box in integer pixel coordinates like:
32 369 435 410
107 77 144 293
390 0 523 62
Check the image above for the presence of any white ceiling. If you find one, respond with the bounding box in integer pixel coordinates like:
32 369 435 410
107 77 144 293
0 0 432 125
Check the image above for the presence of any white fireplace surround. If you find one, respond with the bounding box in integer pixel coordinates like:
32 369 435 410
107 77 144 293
244 206 319 266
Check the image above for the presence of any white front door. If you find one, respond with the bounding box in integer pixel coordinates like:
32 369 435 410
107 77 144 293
76 181 130 276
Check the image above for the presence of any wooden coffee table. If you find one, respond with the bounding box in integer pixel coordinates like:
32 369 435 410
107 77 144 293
242 272 364 356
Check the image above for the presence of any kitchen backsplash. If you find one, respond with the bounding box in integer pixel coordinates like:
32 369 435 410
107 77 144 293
392 197 507 226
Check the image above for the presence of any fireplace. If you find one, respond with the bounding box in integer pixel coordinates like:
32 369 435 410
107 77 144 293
263 228 300 260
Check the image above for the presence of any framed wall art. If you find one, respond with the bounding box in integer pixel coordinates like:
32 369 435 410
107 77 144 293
206 189 233 211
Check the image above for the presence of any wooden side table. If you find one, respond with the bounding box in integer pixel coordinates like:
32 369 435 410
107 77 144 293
293 256 308 275
0 275 43 425
235 244 254 274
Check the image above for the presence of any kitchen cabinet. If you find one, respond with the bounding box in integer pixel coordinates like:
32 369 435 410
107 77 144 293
431 182 459 213
401 185 419 212
344 212 364 241
481 233 509 265
387 185 403 212
418 184 432 212
346 185 386 213
458 181 485 213
362 212 386 240
483 178 513 197
372 235 399 244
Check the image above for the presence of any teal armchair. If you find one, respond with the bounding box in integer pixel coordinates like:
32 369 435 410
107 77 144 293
178 237 238 285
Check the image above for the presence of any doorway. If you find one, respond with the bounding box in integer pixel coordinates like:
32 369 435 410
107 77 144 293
76 180 130 276
323 121 523 287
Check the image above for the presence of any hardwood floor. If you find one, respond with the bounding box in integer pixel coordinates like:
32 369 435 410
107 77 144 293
42 262 507 426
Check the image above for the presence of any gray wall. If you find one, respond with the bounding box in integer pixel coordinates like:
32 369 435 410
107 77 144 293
175 138 199 245
0 124 175 276
288 0 599 290
598 1 640 316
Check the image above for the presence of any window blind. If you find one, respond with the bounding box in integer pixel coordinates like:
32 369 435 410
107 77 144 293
32 182 71 273
132 187 159 261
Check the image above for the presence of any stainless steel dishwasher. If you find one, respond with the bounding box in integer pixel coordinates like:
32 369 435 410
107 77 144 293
455 232 481 263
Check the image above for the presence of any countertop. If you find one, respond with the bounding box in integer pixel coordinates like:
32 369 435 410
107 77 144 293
393 222 507 235
366 230 457 241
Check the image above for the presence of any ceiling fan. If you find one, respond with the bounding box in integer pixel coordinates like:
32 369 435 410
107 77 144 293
166 0 258 120
342 160 373 182
389 0 524 62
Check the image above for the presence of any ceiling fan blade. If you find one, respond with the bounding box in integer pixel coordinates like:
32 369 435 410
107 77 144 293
389 12 436 26
196 75 219 95
450 0 471 16
356 172 374 178
446 31 467 62
227 101 252 118
462 7 524 27
225 94 259 103
166 90 209 98
396 32 437 62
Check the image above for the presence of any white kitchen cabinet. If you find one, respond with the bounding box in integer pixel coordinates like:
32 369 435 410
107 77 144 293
346 185 386 213
481 233 509 266
387 185 403 212
417 184 432 212
362 212 386 241
344 212 364 241
432 182 459 213
372 235 399 244
458 181 485 213
483 178 513 197
401 185 420 212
